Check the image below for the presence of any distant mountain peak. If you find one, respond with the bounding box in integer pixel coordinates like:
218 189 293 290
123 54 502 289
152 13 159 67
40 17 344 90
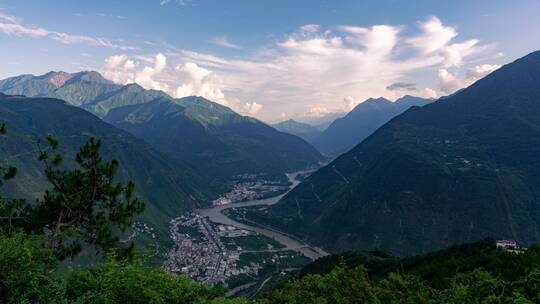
43 71 75 88
395 95 428 102
272 119 321 143
313 95 432 157
71 71 113 85
367 97 391 103
125 82 144 89
278 119 302 124
394 95 434 106
350 97 392 113
358 97 392 106
34 70 113 88
178 95 235 114
273 118 313 126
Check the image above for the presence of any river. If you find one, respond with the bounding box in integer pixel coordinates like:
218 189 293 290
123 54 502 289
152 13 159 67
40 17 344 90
198 171 328 260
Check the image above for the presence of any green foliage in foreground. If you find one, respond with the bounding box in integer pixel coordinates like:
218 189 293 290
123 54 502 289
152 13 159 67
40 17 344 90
3 122 540 303
0 233 246 304
3 232 540 304
257 240 540 303
64 259 242 304
0 130 244 303
258 266 540 304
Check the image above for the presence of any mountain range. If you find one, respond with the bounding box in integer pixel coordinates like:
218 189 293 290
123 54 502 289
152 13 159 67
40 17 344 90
312 95 433 157
271 119 322 143
0 71 324 186
0 71 166 117
0 93 212 246
247 50 540 256
302 112 345 131
105 97 323 182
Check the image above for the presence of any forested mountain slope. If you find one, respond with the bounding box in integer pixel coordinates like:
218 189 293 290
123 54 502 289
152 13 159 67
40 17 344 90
0 94 214 244
313 96 432 157
258 50 540 256
0 72 324 183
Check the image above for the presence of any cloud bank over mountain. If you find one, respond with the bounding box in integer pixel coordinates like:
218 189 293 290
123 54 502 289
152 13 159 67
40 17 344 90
95 16 498 120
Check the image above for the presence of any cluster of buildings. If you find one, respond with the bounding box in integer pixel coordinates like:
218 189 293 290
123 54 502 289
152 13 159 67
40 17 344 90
132 222 156 240
212 179 289 206
496 239 527 253
121 221 157 244
167 213 264 286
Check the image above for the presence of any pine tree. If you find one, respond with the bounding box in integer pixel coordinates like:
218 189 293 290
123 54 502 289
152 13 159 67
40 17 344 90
0 122 26 236
0 123 17 184
26 136 145 259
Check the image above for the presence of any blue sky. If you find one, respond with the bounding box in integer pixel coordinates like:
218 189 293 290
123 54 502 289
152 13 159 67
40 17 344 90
0 0 539 122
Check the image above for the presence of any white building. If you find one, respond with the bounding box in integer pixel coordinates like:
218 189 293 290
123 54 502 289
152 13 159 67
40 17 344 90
496 239 526 253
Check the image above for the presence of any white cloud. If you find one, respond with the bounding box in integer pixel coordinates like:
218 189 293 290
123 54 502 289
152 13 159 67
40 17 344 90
242 102 262 115
420 88 438 99
438 63 500 94
408 17 457 54
178 17 494 119
98 16 496 121
101 54 244 111
343 96 357 112
0 12 136 50
407 16 489 69
441 39 480 68
300 24 321 35
174 62 225 100
213 36 241 49
103 55 135 83
0 13 19 23
160 0 191 6
438 68 461 93
466 64 500 80
133 53 168 91
306 106 331 118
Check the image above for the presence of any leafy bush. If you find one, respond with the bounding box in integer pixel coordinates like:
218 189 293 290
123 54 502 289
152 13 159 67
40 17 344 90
63 258 244 304
259 266 378 304
0 233 63 303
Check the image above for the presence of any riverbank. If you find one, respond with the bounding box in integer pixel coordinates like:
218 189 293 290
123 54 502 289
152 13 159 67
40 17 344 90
198 170 328 261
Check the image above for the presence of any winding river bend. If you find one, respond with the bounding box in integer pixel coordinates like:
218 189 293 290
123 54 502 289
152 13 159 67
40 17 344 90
198 171 328 260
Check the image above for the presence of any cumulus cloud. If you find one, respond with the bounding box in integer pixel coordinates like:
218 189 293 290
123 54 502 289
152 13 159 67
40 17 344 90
100 53 267 115
97 16 497 120
438 69 461 93
0 12 135 50
213 36 241 49
134 53 168 91
408 17 491 69
438 64 501 94
174 62 225 100
242 102 263 115
343 96 358 112
307 106 331 118
102 53 169 91
408 17 457 54
466 64 500 80
178 17 498 119
420 88 438 99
